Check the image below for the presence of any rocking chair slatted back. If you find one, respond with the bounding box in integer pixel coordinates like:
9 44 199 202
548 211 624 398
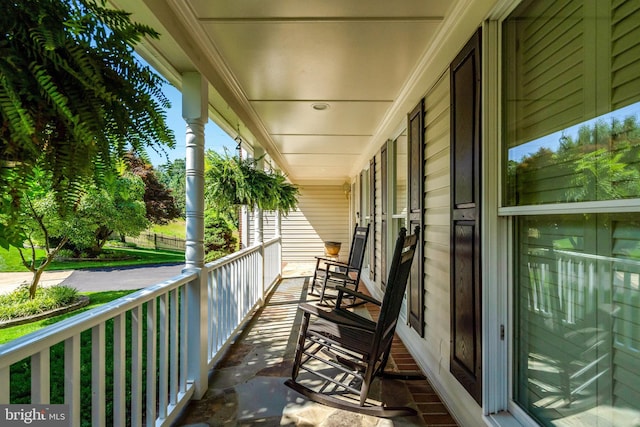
346 225 370 270
371 226 420 364
310 224 370 305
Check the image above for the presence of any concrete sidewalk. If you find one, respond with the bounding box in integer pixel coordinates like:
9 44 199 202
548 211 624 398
0 270 74 295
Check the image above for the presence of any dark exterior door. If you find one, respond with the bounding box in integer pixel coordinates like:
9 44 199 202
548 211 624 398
450 28 482 404
407 99 424 336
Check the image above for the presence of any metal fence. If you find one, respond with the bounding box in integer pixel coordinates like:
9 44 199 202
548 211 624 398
125 232 186 251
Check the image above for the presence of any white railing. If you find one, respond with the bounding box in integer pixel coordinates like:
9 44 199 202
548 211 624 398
205 237 282 366
0 237 282 426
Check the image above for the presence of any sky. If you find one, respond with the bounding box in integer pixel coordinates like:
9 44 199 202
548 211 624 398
508 102 640 162
145 82 237 167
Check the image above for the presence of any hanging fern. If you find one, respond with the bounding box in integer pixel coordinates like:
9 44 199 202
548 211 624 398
205 150 299 215
0 0 175 248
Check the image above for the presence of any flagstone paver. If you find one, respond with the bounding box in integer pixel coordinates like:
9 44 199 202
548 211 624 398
176 272 458 426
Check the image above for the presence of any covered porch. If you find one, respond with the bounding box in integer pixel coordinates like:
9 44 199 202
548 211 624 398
175 268 457 427
0 238 456 426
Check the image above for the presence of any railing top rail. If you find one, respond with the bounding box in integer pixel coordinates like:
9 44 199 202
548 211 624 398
0 270 197 368
204 236 281 272
536 248 640 268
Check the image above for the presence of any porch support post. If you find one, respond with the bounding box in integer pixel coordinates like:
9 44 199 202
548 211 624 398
253 147 265 245
182 71 208 399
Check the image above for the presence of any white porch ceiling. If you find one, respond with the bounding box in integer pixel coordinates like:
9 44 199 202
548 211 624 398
112 0 457 184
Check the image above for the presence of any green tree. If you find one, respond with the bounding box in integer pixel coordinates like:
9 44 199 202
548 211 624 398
126 153 180 224
80 172 149 255
17 168 148 298
157 158 186 217
0 0 174 248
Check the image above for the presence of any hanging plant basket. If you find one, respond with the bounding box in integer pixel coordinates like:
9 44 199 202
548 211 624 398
205 150 299 214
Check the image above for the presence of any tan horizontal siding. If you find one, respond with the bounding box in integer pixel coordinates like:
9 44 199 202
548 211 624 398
423 73 451 368
281 185 350 263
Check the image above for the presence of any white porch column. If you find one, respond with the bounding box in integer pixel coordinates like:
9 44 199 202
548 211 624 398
253 147 265 244
275 211 281 238
182 72 208 399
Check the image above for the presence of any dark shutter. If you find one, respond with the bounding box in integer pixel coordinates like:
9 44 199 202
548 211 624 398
369 157 376 281
381 142 388 288
408 99 424 336
450 28 482 404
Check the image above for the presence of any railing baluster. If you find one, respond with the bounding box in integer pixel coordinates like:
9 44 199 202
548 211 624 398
208 270 219 354
225 265 231 346
64 334 81 426
132 305 143 427
158 292 169 420
31 350 49 404
169 289 178 405
180 286 188 394
113 314 126 427
0 366 9 403
146 299 157 427
92 323 105 427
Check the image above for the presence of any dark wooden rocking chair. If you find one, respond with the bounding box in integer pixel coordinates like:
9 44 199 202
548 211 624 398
286 226 422 417
309 224 369 306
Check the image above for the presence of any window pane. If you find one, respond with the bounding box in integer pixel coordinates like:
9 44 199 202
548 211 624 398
394 131 408 216
514 213 640 426
503 0 640 206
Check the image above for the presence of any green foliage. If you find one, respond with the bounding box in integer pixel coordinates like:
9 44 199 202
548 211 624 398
0 289 135 344
0 284 78 321
204 209 237 262
6 166 150 298
157 158 186 217
513 115 640 204
0 0 175 248
125 152 180 224
18 167 149 258
205 150 299 214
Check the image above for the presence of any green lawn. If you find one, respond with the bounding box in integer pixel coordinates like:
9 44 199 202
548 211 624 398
0 289 138 344
149 219 186 238
0 246 184 272
5 289 146 426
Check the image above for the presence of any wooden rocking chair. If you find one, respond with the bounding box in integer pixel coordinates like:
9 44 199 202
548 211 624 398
310 224 369 306
286 226 422 417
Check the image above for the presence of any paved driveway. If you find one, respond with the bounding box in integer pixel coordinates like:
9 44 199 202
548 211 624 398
60 263 185 292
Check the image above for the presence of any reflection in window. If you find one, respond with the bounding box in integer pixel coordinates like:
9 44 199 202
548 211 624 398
506 103 640 205
515 214 640 426
502 0 640 207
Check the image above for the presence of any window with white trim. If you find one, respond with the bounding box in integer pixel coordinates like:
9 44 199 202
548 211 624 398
503 1 640 425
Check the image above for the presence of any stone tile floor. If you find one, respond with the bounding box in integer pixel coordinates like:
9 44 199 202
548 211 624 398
175 268 458 427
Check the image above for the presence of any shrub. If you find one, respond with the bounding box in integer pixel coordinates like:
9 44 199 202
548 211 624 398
0 285 79 321
204 210 237 263
54 249 75 259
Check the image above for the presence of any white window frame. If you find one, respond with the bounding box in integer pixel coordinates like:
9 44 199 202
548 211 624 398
488 1 640 426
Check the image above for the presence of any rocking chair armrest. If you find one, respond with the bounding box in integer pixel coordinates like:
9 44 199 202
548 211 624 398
335 286 381 306
298 303 375 332
315 258 350 269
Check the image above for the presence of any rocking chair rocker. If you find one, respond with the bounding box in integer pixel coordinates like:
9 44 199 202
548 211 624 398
286 226 422 417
